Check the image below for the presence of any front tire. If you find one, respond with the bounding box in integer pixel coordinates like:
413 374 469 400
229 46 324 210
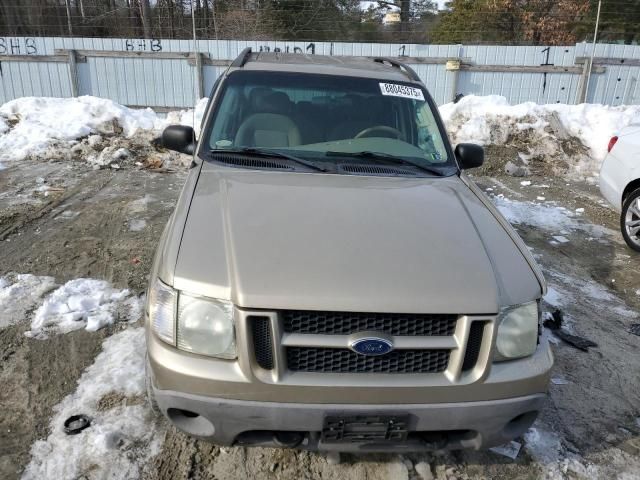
621 188 640 252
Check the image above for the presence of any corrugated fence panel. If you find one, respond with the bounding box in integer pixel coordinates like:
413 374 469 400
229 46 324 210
575 42 640 106
456 45 580 105
2 37 640 108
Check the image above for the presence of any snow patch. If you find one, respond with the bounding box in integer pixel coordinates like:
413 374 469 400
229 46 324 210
490 440 522 459
22 327 163 480
543 287 562 307
55 210 79 220
544 269 638 321
127 194 154 214
0 273 57 328
26 278 133 338
414 462 434 480
385 460 409 480
491 195 607 236
524 427 571 479
128 219 147 232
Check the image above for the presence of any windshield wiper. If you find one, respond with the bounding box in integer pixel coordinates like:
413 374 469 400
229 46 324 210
325 151 445 176
212 147 328 172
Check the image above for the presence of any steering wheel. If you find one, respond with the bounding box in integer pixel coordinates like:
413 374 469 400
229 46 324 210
354 125 403 140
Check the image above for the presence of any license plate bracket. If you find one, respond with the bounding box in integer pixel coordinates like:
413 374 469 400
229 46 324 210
322 414 409 443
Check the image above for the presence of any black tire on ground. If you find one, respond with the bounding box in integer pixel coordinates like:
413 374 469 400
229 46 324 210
145 354 161 414
621 187 640 253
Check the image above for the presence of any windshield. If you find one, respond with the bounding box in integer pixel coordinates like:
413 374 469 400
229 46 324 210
203 71 456 175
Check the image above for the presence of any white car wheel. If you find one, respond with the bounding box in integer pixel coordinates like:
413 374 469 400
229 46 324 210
621 188 640 252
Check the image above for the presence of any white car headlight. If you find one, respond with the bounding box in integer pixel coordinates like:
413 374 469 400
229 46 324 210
148 278 177 345
177 293 236 359
494 301 539 361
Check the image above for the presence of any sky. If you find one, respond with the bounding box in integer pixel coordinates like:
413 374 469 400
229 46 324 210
360 1 448 11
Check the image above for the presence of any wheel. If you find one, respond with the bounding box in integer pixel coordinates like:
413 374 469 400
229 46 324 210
621 188 640 252
145 354 161 414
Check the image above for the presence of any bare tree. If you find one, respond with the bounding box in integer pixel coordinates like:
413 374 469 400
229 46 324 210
64 0 74 35
140 0 152 37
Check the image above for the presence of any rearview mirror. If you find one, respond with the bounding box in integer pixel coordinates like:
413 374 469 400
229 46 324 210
455 143 484 170
162 125 196 155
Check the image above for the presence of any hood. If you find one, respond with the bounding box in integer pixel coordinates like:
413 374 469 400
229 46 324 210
172 165 542 314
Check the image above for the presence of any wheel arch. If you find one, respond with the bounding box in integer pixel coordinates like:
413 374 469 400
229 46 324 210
622 178 640 207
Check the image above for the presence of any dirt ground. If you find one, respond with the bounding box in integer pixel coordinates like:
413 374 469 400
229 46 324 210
1 154 639 480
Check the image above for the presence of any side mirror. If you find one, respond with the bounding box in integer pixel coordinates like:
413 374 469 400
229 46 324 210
455 143 484 170
162 125 196 155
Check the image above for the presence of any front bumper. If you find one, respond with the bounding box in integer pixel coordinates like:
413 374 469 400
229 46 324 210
154 388 546 451
148 309 553 450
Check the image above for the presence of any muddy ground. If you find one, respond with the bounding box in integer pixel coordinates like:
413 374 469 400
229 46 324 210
1 154 639 480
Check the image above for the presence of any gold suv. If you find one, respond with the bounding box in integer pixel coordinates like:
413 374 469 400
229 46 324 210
146 49 552 452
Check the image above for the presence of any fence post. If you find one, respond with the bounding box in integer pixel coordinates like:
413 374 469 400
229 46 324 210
446 59 461 102
67 49 79 97
195 52 204 99
576 58 590 104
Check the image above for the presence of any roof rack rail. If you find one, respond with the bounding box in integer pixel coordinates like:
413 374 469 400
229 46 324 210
231 47 252 68
372 57 421 82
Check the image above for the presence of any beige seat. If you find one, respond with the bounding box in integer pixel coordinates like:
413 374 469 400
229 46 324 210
235 91 302 148
235 113 302 148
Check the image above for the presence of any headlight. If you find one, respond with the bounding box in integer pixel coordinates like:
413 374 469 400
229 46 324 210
177 293 236 359
494 301 539 361
148 278 177 345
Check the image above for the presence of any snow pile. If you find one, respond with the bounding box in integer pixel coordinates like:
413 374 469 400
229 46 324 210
26 278 136 339
440 95 640 179
23 327 163 480
0 96 208 166
0 96 172 163
0 273 56 328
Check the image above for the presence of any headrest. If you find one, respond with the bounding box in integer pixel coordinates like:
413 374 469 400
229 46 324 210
253 91 292 114
249 87 271 109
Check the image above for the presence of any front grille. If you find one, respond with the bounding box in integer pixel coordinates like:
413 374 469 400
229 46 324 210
461 322 486 372
282 310 457 336
286 347 450 374
250 316 274 370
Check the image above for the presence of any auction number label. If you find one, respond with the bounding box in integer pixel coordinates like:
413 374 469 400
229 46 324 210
379 83 424 101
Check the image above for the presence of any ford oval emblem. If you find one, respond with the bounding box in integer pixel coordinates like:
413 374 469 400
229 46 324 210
350 337 394 356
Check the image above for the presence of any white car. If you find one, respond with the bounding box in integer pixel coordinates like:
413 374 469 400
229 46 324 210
599 124 640 251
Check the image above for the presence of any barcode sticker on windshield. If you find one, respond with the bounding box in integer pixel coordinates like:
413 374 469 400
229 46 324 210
379 83 425 101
